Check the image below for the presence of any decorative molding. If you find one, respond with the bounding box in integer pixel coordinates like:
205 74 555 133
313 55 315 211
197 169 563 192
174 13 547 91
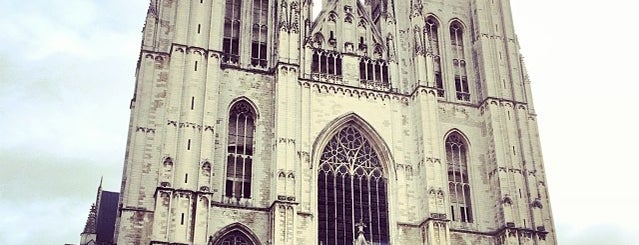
297 151 309 159
429 212 447 220
136 126 156 134
425 157 441 164
280 0 300 33
301 80 407 105
167 120 214 133
502 194 513 205
531 198 544 209
278 138 296 144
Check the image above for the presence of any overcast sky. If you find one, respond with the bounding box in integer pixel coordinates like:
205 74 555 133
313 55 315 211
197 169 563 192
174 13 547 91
0 0 637 244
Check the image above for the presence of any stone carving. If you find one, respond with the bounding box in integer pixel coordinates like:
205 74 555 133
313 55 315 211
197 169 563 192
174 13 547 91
136 126 156 134
167 120 213 132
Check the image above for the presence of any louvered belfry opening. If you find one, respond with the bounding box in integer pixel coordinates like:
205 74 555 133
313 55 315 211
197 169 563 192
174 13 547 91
318 125 390 245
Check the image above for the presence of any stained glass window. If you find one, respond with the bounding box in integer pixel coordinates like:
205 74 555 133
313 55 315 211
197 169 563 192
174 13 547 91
318 125 389 245
217 231 252 245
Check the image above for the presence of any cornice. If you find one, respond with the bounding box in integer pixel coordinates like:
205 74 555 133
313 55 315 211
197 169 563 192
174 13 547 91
299 77 409 105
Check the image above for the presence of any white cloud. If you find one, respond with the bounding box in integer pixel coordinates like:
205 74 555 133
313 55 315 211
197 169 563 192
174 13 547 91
512 0 639 244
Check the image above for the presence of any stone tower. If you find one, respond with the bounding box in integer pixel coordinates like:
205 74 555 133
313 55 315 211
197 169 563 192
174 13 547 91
114 0 556 244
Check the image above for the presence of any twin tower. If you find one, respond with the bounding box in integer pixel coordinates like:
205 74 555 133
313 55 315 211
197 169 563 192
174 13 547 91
114 0 556 244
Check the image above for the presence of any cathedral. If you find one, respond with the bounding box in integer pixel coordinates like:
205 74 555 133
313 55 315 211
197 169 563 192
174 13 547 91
112 0 556 244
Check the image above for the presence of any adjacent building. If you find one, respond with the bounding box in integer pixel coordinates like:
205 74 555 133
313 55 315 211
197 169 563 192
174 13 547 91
78 181 119 245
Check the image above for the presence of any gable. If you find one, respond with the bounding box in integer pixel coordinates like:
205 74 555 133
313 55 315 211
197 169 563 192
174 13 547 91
309 0 386 59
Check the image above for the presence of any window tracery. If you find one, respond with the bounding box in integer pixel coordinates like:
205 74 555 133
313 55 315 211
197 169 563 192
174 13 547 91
359 57 389 89
311 49 343 82
225 101 255 200
223 0 242 64
446 132 473 223
215 230 253 245
222 0 271 68
450 22 470 101
318 125 389 245
251 0 268 68
426 17 444 97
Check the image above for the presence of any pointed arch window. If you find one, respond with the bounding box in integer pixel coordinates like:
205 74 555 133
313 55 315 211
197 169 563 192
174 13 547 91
251 0 268 68
214 230 254 245
446 133 473 223
225 101 255 200
318 125 389 245
450 22 470 101
223 0 242 64
426 17 444 97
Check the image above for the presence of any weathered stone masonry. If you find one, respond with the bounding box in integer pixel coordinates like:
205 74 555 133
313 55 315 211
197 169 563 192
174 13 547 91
114 0 557 244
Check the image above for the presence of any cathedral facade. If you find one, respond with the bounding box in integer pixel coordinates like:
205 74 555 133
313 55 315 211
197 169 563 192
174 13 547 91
114 0 556 244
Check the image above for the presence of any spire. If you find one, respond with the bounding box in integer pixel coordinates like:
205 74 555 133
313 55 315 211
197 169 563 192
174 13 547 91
95 178 103 210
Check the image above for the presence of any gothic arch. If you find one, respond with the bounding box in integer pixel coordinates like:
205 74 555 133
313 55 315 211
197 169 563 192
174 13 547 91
443 128 472 147
424 15 442 41
447 18 468 31
442 129 475 223
228 97 260 120
224 98 258 201
311 112 396 178
312 113 395 245
209 223 262 245
424 13 443 25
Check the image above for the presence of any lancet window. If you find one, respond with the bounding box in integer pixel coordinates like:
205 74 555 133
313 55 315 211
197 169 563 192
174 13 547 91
225 101 255 200
359 57 389 87
426 17 444 97
318 125 390 245
450 21 470 101
250 0 268 68
223 0 242 64
215 230 253 245
311 49 343 78
446 133 473 223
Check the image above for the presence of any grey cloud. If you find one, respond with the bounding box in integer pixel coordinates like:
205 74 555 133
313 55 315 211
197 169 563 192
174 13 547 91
0 148 122 244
